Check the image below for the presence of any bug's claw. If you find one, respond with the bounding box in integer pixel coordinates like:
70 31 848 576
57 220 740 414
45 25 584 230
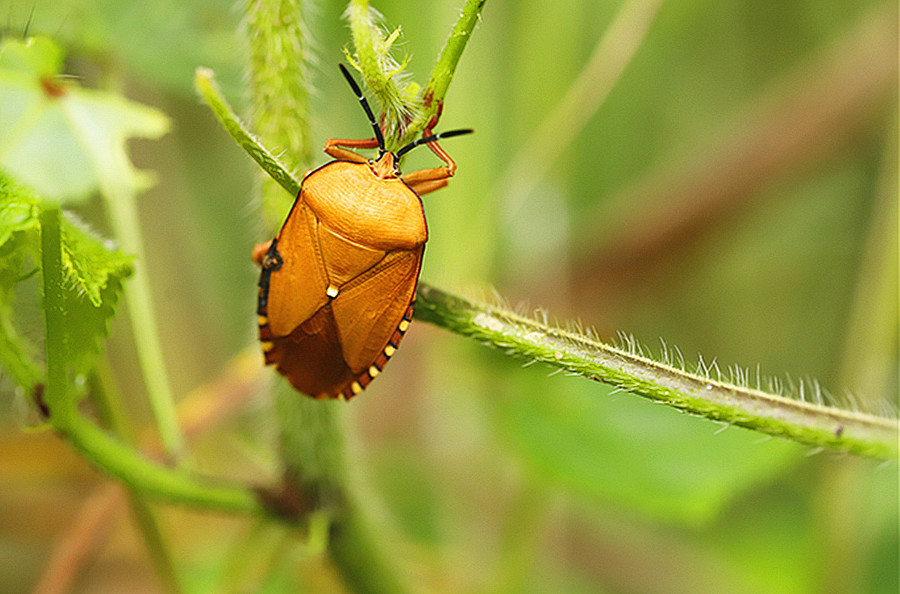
252 241 273 266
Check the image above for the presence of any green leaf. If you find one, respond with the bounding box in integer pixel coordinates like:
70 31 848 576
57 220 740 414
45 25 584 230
0 36 169 203
60 216 132 307
491 366 801 526
58 215 133 377
0 174 42 390
0 174 133 391
0 242 42 390
0 172 40 248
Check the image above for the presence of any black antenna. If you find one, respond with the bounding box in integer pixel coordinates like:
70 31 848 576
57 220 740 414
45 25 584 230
396 128 474 159
338 63 385 152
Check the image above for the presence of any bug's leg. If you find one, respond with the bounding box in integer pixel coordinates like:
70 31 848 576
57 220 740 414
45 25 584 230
252 241 272 266
404 177 450 196
422 103 444 138
423 138 458 175
252 239 283 271
402 165 453 196
323 137 380 162
419 110 457 170
401 139 458 196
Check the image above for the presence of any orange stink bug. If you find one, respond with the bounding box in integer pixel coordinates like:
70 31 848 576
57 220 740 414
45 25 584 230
253 64 472 400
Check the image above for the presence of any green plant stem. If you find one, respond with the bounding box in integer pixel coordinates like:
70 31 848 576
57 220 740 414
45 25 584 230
62 414 265 513
328 502 408 594
195 69 354 499
40 204 71 424
43 209 186 590
836 110 898 404
346 0 415 146
241 1 413 590
243 0 311 229
418 0 487 130
499 0 663 217
194 69 301 198
126 494 181 593
41 205 264 514
243 0 344 500
347 0 487 147
92 358 182 593
415 284 899 459
101 185 184 458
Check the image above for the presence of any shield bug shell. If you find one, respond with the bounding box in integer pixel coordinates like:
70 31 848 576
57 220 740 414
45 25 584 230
254 64 472 400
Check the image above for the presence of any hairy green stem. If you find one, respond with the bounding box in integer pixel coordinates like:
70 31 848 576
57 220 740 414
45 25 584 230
346 0 416 147
242 1 410 591
243 0 344 486
415 284 899 459
418 0 486 132
40 204 70 423
195 69 301 198
244 0 312 228
346 0 487 147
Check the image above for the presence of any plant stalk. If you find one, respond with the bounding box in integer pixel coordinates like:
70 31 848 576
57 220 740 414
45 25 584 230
101 185 185 459
415 284 899 459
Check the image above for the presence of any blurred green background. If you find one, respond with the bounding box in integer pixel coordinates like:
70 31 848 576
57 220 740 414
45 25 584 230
0 0 897 592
